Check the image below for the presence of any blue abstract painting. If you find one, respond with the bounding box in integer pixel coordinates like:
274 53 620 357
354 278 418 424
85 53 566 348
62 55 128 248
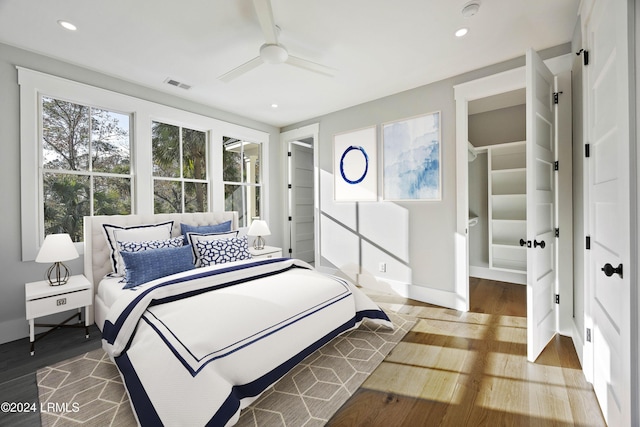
383 111 441 200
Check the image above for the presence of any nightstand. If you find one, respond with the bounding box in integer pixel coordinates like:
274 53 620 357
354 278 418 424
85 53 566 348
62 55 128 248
249 245 283 260
25 274 92 356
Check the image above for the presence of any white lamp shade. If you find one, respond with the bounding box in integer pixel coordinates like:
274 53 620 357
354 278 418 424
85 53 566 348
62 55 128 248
36 233 79 263
247 220 271 237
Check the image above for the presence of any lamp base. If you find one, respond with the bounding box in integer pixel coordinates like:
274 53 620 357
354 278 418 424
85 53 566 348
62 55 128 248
46 262 70 286
252 236 266 250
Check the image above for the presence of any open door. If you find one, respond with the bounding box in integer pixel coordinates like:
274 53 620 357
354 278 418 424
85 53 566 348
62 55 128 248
525 48 557 362
289 142 315 262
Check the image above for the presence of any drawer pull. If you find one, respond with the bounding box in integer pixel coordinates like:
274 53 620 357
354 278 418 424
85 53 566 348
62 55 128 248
57 298 67 306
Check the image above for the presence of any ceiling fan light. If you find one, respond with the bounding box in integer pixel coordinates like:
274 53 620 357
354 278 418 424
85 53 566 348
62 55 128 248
260 44 288 64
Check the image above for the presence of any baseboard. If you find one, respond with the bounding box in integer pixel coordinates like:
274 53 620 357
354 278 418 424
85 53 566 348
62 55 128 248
469 265 526 285
0 318 29 345
571 320 585 368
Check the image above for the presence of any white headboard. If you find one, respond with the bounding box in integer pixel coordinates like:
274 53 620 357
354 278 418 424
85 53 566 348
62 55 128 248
83 212 238 289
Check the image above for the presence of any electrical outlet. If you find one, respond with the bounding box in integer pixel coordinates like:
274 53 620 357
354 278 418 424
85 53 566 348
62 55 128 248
379 262 386 273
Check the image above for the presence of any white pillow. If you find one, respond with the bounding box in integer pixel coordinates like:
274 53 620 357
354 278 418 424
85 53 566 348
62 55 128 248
103 221 173 276
186 231 238 266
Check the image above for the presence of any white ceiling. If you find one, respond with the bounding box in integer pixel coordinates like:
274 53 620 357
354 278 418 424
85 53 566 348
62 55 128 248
0 0 580 128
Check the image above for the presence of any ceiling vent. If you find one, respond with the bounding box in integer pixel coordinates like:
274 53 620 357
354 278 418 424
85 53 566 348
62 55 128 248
164 78 191 90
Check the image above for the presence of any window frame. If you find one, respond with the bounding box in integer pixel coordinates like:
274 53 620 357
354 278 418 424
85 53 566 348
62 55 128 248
19 67 269 260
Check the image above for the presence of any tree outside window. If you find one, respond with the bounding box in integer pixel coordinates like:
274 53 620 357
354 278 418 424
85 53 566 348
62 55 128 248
42 97 131 242
152 122 208 213
223 137 261 227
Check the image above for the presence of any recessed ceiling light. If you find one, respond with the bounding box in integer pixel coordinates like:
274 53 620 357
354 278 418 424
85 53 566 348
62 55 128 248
455 28 469 37
271 104 278 109
58 20 77 31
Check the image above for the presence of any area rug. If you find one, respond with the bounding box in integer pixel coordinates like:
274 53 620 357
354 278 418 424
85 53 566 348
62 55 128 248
37 310 415 426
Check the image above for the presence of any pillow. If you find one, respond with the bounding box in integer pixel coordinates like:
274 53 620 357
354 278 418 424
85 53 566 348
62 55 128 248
187 231 238 266
103 221 173 276
120 245 194 289
117 236 184 275
194 236 251 267
180 221 232 243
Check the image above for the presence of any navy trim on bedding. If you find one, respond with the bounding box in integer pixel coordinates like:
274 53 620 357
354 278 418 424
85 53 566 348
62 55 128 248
141 290 353 376
209 314 360 426
356 308 391 323
114 353 162 426
102 258 303 344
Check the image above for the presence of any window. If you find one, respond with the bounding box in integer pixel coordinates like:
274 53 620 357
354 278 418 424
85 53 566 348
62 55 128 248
19 68 269 260
223 137 262 227
42 97 132 241
152 122 208 213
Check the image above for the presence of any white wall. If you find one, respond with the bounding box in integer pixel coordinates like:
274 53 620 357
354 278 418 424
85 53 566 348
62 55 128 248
0 42 281 344
283 44 572 306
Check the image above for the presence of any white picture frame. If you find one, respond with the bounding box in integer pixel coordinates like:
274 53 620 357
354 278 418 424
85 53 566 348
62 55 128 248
333 126 377 201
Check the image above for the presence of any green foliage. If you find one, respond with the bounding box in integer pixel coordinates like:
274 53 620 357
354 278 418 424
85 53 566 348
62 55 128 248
42 97 131 241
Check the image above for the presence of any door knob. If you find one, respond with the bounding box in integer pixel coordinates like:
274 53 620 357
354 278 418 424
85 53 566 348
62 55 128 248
534 239 546 249
601 263 623 278
519 239 526 247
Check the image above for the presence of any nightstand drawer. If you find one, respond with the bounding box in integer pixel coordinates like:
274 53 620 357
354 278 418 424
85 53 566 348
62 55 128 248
26 288 92 319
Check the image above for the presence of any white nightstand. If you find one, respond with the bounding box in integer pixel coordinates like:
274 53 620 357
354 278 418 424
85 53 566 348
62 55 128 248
25 274 93 356
249 245 283 260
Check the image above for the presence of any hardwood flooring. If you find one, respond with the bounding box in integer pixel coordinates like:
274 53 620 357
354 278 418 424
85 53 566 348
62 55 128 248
328 278 607 427
0 278 605 426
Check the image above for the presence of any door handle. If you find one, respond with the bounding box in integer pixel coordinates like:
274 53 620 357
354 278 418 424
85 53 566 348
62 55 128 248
601 263 623 278
534 239 546 249
519 239 526 247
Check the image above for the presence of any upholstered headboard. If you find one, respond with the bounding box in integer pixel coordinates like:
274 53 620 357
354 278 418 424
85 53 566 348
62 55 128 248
83 212 238 289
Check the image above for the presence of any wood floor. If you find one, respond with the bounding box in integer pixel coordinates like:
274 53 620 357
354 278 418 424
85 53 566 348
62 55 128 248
328 278 607 427
0 278 606 426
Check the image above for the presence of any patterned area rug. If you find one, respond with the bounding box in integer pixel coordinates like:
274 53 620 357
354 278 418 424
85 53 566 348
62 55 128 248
37 311 414 426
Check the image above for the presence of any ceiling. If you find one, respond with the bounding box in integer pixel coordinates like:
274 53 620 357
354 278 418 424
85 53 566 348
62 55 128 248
0 0 580 128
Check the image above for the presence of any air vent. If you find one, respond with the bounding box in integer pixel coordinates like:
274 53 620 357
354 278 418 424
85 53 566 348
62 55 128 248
164 78 191 90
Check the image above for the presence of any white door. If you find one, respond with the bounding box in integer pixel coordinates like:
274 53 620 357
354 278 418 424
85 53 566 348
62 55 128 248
289 142 315 262
585 0 631 424
525 48 557 362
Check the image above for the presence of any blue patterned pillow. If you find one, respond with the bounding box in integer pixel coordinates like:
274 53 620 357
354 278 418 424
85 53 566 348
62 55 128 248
195 236 251 266
118 236 184 253
120 245 195 289
180 221 232 244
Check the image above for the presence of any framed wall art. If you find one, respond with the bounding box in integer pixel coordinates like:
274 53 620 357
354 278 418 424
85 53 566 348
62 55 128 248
383 111 441 201
333 126 377 201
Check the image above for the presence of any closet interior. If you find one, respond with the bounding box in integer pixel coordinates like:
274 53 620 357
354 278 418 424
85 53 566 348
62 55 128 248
468 88 527 284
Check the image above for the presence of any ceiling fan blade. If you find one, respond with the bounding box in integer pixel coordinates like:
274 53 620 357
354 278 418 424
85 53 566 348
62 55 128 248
218 56 263 83
286 56 336 77
252 0 278 44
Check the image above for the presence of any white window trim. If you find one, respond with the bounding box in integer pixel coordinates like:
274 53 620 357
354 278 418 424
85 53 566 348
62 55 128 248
18 67 269 261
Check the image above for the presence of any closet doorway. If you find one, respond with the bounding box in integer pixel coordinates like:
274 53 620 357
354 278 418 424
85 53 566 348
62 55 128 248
455 50 572 362
467 89 527 286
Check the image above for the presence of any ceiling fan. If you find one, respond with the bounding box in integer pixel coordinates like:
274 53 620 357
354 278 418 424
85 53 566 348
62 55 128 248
218 0 335 82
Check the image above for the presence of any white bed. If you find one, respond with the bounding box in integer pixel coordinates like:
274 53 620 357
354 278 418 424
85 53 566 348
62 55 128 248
84 211 238 331
83 212 391 426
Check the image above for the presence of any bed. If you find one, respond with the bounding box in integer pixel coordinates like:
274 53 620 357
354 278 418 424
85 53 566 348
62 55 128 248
83 212 392 426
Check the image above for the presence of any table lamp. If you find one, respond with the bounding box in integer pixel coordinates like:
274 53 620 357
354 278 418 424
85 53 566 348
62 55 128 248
247 220 271 250
35 233 79 286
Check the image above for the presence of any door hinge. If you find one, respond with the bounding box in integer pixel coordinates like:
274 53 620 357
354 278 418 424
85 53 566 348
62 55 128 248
576 49 589 66
288 216 292 221
288 184 292 189
554 161 559 171
288 248 293 254
288 151 292 157
555 228 559 238
586 236 591 250
585 144 590 157
586 328 592 342
555 294 560 304
553 91 563 104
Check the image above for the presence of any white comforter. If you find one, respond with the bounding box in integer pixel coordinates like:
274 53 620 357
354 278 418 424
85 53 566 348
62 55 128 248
102 258 392 426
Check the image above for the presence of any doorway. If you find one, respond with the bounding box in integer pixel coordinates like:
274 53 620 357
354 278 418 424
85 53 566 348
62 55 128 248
280 124 319 264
